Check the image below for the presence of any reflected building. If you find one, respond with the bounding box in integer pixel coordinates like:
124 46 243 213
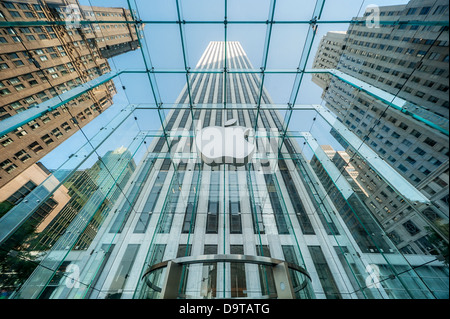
0 161 70 236
0 146 135 297
37 146 136 251
0 0 139 189
9 41 447 300
311 0 449 261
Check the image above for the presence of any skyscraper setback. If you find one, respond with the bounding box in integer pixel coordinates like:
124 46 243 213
0 0 139 189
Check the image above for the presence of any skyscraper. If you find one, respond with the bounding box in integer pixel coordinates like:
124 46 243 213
6 41 448 299
311 0 449 260
0 0 139 189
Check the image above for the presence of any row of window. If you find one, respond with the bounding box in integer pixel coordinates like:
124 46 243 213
405 5 448 16
0 101 106 174
55 7 130 19
329 96 446 181
2 9 45 19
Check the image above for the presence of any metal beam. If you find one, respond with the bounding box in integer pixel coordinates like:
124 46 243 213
1 20 447 27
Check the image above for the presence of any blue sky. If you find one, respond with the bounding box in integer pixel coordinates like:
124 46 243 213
41 0 409 170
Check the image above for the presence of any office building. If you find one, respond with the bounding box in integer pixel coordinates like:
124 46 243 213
311 0 449 259
0 0 139 189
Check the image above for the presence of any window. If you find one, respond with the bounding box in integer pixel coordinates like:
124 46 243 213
1 137 14 147
61 122 71 132
9 11 21 17
415 91 425 98
433 68 445 76
13 60 24 67
433 5 448 15
419 7 431 15
0 159 13 169
406 8 417 15
0 88 11 96
424 137 437 147
24 96 35 104
414 147 426 156
429 52 441 60
405 156 416 165
14 84 26 91
403 220 420 235
402 139 412 147
3 2 15 9
410 129 421 138
28 120 40 130
428 157 442 166
416 50 427 58
28 141 43 153
4 163 17 173
433 177 448 188
409 174 421 183
388 156 396 163
14 126 27 137
41 116 51 124
437 85 449 92
428 96 439 103
418 166 431 175
51 128 63 138
9 102 21 110
15 149 31 162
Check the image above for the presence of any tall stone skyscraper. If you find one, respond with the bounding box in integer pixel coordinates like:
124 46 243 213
8 41 448 300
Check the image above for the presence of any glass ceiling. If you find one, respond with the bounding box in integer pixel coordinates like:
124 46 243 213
0 0 443 164
0 0 443 198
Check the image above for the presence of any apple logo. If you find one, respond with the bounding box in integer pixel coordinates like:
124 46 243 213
195 118 255 166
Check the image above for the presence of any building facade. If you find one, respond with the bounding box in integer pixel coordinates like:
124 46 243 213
311 0 449 260
0 0 139 189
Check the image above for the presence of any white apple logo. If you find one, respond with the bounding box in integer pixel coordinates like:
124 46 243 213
195 119 255 166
